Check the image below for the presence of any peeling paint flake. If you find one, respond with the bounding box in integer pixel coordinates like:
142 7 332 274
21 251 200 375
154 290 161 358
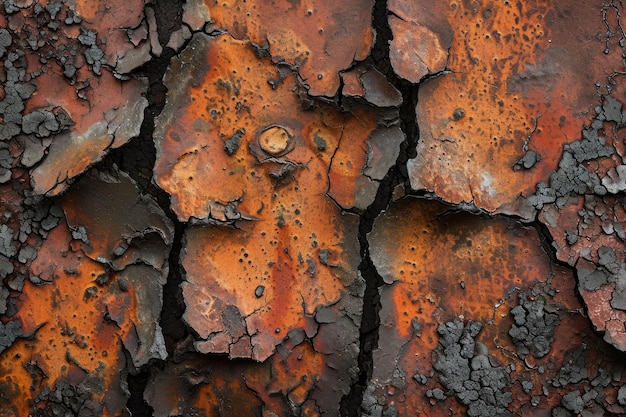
206 0 374 97
407 0 626 218
0 1 151 196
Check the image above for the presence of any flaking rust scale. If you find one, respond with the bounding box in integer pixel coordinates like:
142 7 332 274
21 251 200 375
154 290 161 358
4 0 626 416
1 167 172 416
0 1 152 196
206 0 375 97
154 31 401 366
406 0 626 219
364 197 626 416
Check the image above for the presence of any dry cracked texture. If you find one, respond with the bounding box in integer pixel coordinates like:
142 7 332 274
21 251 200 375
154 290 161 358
154 32 402 362
0 168 172 416
4 0 626 416
205 0 375 97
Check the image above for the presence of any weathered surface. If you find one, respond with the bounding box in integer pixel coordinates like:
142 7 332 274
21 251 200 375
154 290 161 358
206 0 375 97
363 197 626 416
0 168 172 416
0 1 151 196
146 334 360 416
3 1 626 416
533 90 626 352
154 32 401 362
387 1 452 83
407 0 626 218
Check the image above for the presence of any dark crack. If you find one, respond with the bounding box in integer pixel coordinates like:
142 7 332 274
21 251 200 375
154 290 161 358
341 0 420 415
95 1 186 415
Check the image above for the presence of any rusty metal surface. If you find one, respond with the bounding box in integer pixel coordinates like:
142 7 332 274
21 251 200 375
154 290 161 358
153 31 402 364
406 0 626 219
533 89 626 353
205 0 375 97
0 1 150 196
364 196 626 416
3 1 626 416
146 337 358 416
0 168 172 416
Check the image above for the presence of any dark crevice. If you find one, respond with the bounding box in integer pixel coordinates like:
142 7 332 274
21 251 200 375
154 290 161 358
341 0 421 415
160 216 188 353
341 168 395 417
97 1 186 415
126 368 154 417
103 46 177 194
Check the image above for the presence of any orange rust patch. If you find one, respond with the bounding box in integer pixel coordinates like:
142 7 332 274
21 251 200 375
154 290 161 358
0 224 129 416
406 0 626 218
205 0 374 96
146 339 347 416
155 33 402 361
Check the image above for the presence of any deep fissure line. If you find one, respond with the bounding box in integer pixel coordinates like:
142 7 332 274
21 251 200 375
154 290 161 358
341 0 421 414
99 2 186 415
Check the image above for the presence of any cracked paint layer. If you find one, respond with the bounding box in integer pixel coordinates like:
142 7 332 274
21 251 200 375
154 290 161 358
406 0 626 219
154 32 402 362
205 0 375 97
0 1 151 196
362 196 626 416
0 167 172 416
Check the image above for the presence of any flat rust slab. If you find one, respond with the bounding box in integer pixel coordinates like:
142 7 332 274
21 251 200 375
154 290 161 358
406 0 626 218
364 197 626 416
154 32 403 361
206 0 374 97
387 0 452 83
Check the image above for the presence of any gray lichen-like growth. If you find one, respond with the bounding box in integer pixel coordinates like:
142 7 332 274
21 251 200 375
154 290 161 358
527 117 614 210
509 286 560 359
433 319 514 417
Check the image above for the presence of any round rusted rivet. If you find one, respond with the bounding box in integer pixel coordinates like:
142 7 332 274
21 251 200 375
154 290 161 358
258 125 293 156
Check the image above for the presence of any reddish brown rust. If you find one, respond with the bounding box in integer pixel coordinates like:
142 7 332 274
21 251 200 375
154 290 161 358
365 197 626 416
146 340 350 416
2 223 129 417
4 1 626 416
0 168 172 416
206 0 374 97
406 0 626 218
0 1 151 196
154 32 402 361
387 0 452 83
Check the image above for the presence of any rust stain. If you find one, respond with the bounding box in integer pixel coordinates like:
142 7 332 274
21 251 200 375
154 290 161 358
1 223 128 417
387 0 452 83
0 1 150 196
365 196 626 416
406 0 626 218
206 0 374 97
